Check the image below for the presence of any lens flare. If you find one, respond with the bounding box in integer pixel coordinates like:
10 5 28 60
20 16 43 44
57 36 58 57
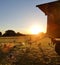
30 25 44 34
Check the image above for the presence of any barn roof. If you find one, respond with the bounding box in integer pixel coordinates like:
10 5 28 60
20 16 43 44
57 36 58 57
36 1 60 15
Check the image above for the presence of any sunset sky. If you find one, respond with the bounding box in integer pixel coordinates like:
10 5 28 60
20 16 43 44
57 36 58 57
0 0 56 34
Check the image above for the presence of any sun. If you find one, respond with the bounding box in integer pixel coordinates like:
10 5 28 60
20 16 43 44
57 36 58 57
30 25 44 34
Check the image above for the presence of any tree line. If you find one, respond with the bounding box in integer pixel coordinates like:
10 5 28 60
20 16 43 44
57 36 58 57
0 30 25 37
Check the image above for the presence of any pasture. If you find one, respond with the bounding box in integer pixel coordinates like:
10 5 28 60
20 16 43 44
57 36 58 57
0 35 60 65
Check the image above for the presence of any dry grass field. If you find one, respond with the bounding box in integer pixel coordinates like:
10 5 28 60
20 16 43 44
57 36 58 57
0 35 60 65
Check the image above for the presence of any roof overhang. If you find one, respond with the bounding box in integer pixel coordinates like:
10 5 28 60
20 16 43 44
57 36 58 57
36 1 60 15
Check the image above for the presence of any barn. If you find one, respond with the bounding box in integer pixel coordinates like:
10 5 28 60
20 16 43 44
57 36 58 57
36 1 60 38
36 1 60 55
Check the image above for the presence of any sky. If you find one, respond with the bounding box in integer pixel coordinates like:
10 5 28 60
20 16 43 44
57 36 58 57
0 0 56 34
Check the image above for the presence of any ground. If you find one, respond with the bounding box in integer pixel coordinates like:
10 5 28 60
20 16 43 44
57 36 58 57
0 36 60 65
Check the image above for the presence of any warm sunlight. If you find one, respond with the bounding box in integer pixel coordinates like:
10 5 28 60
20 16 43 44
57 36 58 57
30 25 44 34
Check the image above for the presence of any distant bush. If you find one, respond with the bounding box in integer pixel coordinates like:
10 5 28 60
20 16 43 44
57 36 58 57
0 32 2 37
2 30 25 37
16 32 25 36
2 30 16 37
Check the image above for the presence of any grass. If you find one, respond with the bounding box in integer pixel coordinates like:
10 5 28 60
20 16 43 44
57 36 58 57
0 36 60 65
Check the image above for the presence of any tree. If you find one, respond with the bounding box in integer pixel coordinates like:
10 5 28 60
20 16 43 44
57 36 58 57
3 30 16 37
16 32 25 36
0 32 2 36
16 32 21 36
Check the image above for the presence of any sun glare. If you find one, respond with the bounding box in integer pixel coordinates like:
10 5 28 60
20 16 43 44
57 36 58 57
30 25 44 34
